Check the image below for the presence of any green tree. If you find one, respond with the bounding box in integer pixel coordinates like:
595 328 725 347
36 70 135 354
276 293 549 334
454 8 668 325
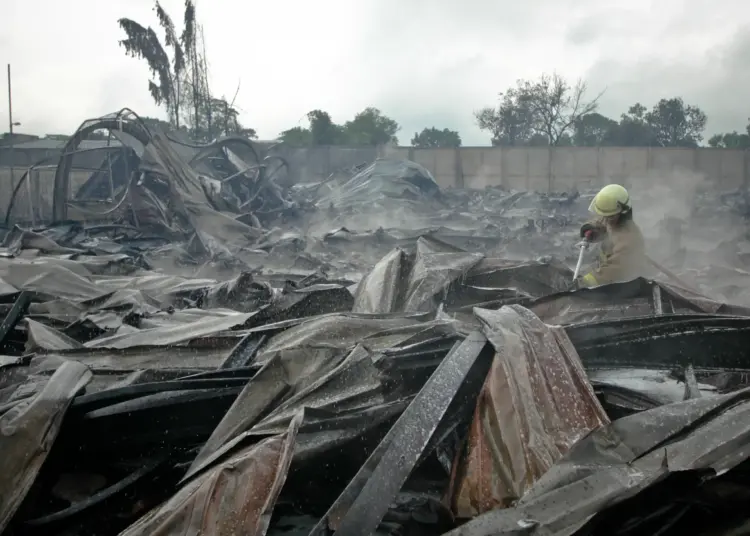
708 118 750 149
343 107 400 145
278 107 400 146
411 127 462 148
611 103 658 146
643 97 707 147
198 98 256 139
278 126 312 145
476 73 603 146
277 110 342 146
708 130 750 149
573 113 619 146
308 110 345 145
475 92 535 146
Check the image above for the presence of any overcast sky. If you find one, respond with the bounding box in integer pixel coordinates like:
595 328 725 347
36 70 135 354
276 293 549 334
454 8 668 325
1 0 749 145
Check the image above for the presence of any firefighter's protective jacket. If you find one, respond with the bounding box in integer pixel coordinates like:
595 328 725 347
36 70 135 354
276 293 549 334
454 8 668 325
580 218 647 287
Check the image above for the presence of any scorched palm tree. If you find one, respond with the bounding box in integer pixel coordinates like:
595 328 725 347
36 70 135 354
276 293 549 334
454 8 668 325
117 0 197 129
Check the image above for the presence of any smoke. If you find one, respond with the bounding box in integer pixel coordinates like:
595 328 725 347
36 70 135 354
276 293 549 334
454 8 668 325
629 168 745 252
628 169 706 236
623 168 750 302
465 164 497 190
303 192 441 236
131 144 750 305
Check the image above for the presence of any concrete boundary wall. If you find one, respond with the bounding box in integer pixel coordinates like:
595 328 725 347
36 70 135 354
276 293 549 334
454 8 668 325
284 145 749 192
384 146 750 192
1 146 748 202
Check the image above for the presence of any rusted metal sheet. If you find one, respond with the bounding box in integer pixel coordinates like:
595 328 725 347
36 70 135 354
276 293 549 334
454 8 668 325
119 412 301 536
446 305 610 518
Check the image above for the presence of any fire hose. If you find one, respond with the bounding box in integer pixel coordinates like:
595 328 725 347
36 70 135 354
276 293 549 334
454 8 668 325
571 240 699 294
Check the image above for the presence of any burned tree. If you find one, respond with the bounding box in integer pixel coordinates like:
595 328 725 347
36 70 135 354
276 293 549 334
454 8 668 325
117 1 197 129
118 1 251 141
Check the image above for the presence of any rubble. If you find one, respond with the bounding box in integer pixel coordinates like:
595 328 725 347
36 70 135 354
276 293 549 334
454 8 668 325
2 111 750 535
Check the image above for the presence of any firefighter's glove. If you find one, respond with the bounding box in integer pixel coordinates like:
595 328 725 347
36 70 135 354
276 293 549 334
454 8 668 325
580 223 601 242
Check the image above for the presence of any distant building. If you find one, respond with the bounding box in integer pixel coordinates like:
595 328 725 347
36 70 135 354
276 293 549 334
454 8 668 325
0 133 40 146
0 138 123 168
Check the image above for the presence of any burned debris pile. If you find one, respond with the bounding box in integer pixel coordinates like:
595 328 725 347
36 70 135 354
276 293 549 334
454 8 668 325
3 112 750 535
3 234 750 535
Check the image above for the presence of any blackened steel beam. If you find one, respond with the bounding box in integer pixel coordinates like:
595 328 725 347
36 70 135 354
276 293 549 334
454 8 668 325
309 330 493 536
0 290 30 348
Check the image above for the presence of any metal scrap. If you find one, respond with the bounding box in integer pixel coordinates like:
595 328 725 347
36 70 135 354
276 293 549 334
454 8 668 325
1 112 750 535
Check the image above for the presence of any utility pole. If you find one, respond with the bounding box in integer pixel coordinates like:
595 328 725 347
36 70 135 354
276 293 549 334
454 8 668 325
7 64 14 189
224 99 229 137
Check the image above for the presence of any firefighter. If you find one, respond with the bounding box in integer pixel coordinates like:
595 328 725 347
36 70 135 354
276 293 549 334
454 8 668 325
577 184 647 288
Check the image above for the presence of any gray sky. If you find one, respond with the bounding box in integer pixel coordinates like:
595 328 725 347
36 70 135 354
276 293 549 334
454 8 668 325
1 0 749 145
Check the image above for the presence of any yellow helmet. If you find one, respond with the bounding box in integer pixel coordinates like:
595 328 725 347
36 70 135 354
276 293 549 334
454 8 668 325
589 184 630 217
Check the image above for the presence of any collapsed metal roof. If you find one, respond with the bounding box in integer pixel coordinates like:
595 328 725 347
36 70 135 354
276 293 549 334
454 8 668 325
2 110 750 535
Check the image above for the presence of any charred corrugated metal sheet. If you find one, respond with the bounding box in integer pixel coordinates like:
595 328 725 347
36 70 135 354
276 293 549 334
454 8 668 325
310 332 494 536
0 360 91 533
119 413 301 536
446 306 609 518
2 113 750 535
